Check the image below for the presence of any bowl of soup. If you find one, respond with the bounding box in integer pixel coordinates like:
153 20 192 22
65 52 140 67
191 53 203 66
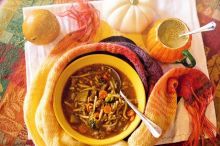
53 54 146 145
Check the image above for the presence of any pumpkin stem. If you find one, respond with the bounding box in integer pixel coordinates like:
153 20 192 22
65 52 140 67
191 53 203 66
130 0 138 5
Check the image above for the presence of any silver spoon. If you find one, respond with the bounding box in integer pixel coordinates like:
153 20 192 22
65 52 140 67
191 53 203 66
179 21 216 37
108 67 162 138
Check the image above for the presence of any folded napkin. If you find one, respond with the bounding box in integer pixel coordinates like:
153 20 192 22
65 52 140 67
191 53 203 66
24 1 216 146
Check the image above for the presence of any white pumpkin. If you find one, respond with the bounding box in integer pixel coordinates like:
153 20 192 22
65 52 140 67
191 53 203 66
102 0 155 33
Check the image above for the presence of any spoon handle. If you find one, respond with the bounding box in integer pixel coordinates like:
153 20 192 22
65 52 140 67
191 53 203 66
120 91 162 138
179 21 216 37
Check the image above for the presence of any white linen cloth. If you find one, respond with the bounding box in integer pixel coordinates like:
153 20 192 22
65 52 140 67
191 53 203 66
23 0 216 145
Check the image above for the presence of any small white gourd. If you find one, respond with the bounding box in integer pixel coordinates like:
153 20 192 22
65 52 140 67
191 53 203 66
102 0 155 33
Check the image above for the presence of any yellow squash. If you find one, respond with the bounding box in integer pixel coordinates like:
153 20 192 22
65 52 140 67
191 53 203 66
22 9 60 45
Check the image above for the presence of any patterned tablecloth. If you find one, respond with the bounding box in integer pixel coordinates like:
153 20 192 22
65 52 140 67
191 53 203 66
0 0 219 145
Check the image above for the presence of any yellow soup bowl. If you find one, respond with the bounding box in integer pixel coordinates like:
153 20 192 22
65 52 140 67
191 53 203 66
53 54 146 145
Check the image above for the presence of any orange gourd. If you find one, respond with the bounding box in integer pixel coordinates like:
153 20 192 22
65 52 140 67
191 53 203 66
145 18 195 67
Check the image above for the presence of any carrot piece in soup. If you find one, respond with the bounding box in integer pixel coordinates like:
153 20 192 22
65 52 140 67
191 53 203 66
127 110 135 117
78 124 88 134
103 105 112 114
99 90 108 99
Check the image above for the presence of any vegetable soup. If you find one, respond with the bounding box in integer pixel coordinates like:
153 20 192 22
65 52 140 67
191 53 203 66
62 64 137 139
